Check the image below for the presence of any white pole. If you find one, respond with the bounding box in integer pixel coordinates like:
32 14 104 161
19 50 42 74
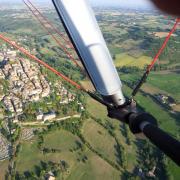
52 0 125 106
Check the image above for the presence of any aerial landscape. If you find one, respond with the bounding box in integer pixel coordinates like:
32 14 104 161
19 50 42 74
0 0 179 180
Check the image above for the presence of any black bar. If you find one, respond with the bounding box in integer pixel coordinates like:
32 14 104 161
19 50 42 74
127 113 180 165
142 123 180 166
132 72 148 97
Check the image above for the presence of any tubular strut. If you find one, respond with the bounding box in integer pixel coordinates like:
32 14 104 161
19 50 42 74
23 0 115 107
132 18 180 97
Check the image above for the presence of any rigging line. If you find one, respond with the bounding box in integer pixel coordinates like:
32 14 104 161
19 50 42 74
23 0 78 66
147 18 180 72
0 33 84 90
25 0 74 49
132 18 180 97
23 0 82 70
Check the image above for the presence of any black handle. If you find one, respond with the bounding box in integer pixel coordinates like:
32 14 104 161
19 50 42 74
108 108 180 166
142 123 180 166
128 113 180 166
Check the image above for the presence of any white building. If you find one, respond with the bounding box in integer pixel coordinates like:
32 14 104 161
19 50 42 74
46 172 55 180
36 111 43 121
43 112 56 122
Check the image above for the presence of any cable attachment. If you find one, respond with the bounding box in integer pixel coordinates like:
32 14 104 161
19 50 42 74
87 91 114 108
107 98 137 124
131 71 149 97
107 99 180 166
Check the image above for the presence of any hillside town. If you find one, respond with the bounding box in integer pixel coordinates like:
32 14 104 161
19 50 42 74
0 50 51 116
0 48 83 161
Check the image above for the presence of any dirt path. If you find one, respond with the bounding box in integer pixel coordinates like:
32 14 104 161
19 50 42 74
18 114 81 126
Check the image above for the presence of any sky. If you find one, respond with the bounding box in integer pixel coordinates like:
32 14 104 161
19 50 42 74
90 0 154 8
0 0 154 9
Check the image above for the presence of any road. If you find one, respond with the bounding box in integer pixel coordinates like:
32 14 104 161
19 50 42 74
18 114 81 126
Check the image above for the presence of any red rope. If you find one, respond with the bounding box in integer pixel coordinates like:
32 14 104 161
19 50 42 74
147 18 180 72
0 34 83 90
132 18 179 97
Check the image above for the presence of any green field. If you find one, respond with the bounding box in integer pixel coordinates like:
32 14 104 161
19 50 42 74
16 137 45 172
113 121 137 171
86 97 109 120
16 129 121 180
114 53 152 68
16 131 82 174
120 71 180 102
43 130 82 151
67 150 120 180
82 119 118 165
147 72 180 101
40 47 56 57
0 109 4 119
118 39 142 52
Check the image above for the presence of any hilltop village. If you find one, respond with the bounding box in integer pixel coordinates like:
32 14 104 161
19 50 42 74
0 48 84 161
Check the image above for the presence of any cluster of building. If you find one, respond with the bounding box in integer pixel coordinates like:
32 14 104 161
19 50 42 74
0 49 16 59
36 111 56 122
0 51 50 116
136 166 156 178
0 48 85 163
0 53 85 126
3 95 23 115
55 82 85 111
55 82 75 104
45 171 56 180
155 94 176 107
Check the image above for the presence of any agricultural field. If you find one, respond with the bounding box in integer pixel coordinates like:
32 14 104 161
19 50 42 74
43 130 82 151
16 137 45 172
80 80 95 92
114 53 152 68
0 109 4 119
86 97 109 120
82 119 118 164
120 71 180 103
66 150 120 180
16 129 121 180
147 72 180 101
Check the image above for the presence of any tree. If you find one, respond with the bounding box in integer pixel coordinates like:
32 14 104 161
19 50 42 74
60 160 69 171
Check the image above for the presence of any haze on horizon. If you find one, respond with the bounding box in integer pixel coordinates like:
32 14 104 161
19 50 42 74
90 0 154 8
0 0 155 9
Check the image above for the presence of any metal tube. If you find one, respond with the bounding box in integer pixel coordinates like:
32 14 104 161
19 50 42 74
52 0 125 105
